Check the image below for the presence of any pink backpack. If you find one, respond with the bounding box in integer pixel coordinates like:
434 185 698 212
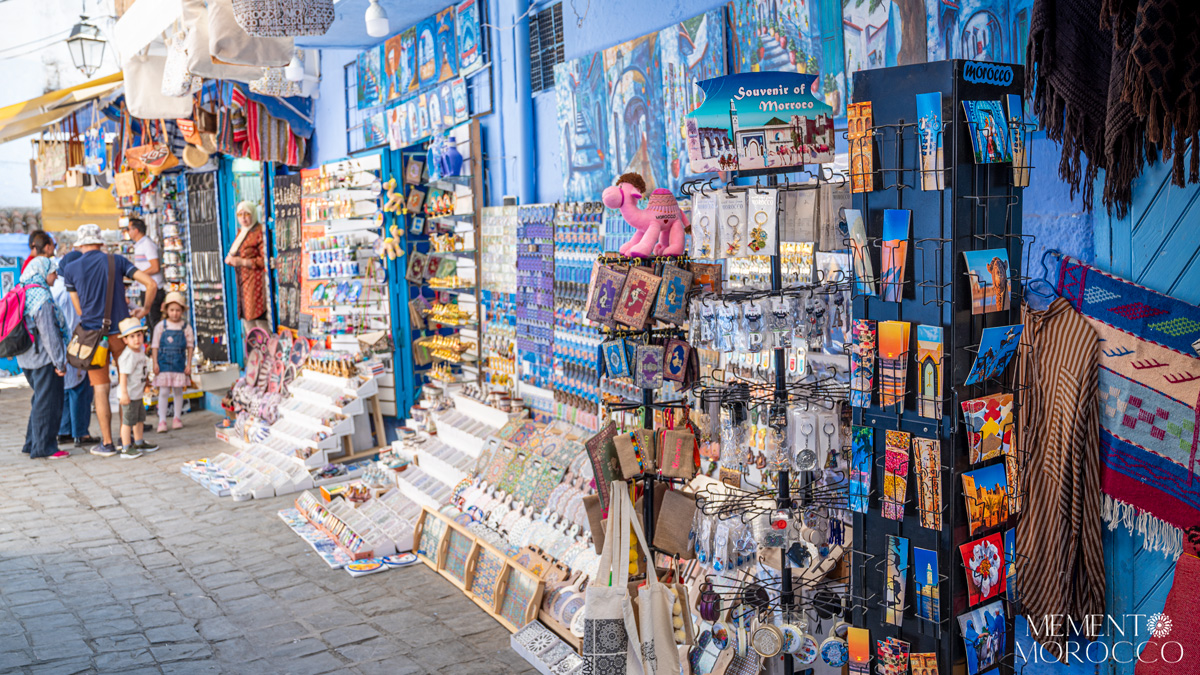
0 284 32 359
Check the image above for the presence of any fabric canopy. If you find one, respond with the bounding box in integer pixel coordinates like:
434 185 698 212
0 73 124 145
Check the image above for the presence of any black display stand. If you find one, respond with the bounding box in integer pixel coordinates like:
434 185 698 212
849 60 1028 675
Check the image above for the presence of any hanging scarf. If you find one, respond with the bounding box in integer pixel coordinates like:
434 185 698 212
20 257 69 345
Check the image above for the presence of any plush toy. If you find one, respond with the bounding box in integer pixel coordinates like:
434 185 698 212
601 172 687 257
382 178 404 214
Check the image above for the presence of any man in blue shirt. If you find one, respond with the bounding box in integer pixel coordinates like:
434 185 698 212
60 224 158 457
52 249 97 447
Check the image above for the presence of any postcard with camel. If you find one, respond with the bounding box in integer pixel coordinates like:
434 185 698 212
963 248 1011 315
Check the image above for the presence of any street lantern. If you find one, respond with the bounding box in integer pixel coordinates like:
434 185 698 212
66 17 106 77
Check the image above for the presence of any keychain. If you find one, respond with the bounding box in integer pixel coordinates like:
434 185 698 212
717 303 738 353
743 300 766 353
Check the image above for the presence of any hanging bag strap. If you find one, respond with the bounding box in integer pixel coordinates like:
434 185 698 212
101 253 116 334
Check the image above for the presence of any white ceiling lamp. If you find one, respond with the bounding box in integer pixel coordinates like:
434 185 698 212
365 0 389 38
66 16 107 77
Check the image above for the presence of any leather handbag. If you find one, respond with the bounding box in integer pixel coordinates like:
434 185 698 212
122 51 194 119
66 254 116 370
126 120 179 175
208 0 293 67
231 0 333 37
182 0 263 82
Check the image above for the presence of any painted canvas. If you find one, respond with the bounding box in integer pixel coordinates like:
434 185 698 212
925 0 1034 63
686 71 835 174
850 319 877 407
882 430 910 520
963 100 1012 164
848 102 873 192
915 325 943 418
960 393 1013 463
416 17 439 89
850 425 873 513
957 599 1007 675
880 209 910 302
1007 93 1029 185
383 34 406 101
913 437 941 530
356 46 384 110
961 463 1009 535
959 534 1006 606
843 0 928 100
964 324 1023 385
659 9 727 195
1005 528 1019 605
605 33 668 192
885 534 909 626
386 105 408 150
916 92 945 190
399 28 418 95
555 55 612 201
451 77 469 123
846 208 874 296
727 0 845 116
878 320 910 410
964 248 1010 314
456 0 483 76
913 546 939 622
436 7 458 82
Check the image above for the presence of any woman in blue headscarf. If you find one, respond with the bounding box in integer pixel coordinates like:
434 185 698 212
16 255 68 459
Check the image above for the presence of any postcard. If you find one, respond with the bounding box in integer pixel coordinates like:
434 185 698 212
1007 453 1021 515
850 319 877 407
913 437 942 530
846 208 875 296
686 72 836 173
880 209 910 302
959 533 1006 606
885 535 909 626
876 637 911 675
878 321 911 410
963 248 1011 315
910 653 939 675
850 426 873 513
847 626 870 675
916 92 945 190
848 101 874 193
1005 528 1019 605
913 547 939 622
962 463 1010 536
915 325 944 418
961 394 1014 463
882 430 910 521
962 100 1012 164
957 599 1007 675
964 324 1024 385
1007 94 1029 186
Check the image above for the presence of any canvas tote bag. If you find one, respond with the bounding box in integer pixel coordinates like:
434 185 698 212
182 0 263 82
208 0 293 68
583 482 642 675
626 486 682 675
231 0 334 37
123 51 195 119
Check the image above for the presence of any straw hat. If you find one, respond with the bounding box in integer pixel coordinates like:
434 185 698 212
118 317 146 338
183 144 210 169
162 291 188 312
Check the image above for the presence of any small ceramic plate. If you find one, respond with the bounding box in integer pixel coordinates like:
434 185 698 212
382 553 418 568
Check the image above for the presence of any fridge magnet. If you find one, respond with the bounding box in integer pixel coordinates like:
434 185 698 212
878 320 911 410
959 533 1006 606
847 101 874 193
846 208 875 296
613 267 662 328
849 425 873 513
915 325 944 418
882 430 910 521
913 547 940 623
685 71 835 174
963 248 1010 314
913 437 942 530
1004 528 1019 605
961 463 1010 536
1007 94 1029 186
850 319 877 407
962 100 1012 164
957 599 1007 675
884 534 909 626
916 92 945 190
964 324 1024 385
879 209 910 302
960 393 1014 464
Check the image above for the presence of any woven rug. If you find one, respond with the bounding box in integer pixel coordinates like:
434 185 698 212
1056 258 1200 558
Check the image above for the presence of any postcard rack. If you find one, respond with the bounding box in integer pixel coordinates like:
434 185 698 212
847 60 1029 674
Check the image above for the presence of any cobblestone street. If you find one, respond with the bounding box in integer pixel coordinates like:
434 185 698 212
0 385 534 674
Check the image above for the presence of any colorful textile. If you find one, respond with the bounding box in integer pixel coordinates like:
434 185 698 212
1056 257 1200 557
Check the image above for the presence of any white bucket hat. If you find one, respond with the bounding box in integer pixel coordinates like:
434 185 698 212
74 223 104 247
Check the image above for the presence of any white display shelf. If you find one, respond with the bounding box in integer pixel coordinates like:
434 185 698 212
450 393 512 430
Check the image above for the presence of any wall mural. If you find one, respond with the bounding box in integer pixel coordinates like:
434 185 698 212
660 10 728 194
924 0 1034 64
842 0 928 100
554 54 613 202
602 34 668 194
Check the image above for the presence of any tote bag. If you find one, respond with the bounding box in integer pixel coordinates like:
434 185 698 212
231 0 334 37
626 486 682 675
208 0 293 68
123 51 194 119
162 30 202 97
583 482 642 675
182 0 264 82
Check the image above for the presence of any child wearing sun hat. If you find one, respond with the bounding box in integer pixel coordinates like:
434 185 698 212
116 317 159 459
150 291 195 432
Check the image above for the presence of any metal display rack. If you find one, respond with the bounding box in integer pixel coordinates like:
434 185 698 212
849 60 1030 675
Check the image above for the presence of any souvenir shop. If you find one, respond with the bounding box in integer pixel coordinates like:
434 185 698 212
12 0 1199 672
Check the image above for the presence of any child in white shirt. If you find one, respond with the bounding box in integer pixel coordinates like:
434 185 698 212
116 318 159 459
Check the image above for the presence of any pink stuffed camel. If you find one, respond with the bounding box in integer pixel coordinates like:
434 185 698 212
601 172 688 258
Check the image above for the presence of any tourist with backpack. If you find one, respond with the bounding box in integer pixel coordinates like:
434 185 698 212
14 255 69 459
60 223 158 458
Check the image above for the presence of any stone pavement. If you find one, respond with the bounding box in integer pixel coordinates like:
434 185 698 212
0 385 536 674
